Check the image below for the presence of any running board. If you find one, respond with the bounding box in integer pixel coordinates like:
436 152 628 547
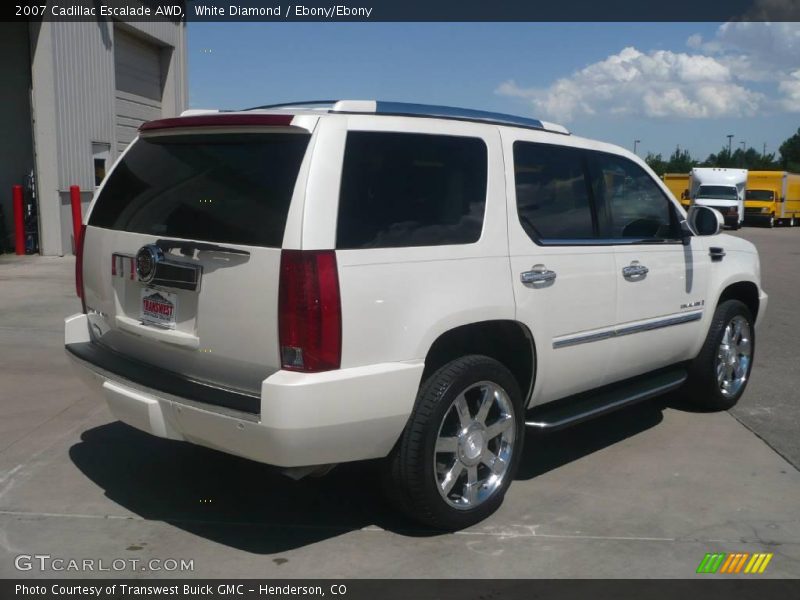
525 367 687 431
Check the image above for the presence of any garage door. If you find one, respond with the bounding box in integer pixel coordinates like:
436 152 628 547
114 29 162 154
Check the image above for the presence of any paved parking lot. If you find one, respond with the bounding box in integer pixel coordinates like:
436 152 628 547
1 227 799 579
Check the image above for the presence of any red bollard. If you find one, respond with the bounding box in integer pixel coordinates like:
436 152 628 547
13 185 24 255
70 185 82 254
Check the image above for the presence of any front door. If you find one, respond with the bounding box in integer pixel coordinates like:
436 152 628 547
586 151 710 381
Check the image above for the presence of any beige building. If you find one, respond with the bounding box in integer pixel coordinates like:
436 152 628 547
1 19 187 255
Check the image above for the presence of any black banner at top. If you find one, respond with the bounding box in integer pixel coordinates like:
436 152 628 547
5 0 800 22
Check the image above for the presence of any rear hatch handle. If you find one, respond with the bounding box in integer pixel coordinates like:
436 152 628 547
155 239 250 258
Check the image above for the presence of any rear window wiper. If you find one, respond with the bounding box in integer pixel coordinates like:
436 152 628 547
155 239 251 257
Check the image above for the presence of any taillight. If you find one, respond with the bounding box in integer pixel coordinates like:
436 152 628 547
75 224 87 313
278 250 341 372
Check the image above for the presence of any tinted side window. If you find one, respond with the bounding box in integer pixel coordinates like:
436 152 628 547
89 133 310 247
336 132 487 249
513 142 595 240
589 153 678 240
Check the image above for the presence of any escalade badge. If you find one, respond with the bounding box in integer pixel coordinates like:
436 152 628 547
135 244 163 283
681 300 705 309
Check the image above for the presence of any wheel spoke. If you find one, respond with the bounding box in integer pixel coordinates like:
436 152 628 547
440 460 465 495
454 394 471 429
475 387 495 424
734 361 746 379
435 436 458 453
485 414 512 440
464 466 479 504
481 451 506 476
737 337 752 356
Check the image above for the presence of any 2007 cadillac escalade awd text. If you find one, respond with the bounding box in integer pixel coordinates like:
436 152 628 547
65 100 767 529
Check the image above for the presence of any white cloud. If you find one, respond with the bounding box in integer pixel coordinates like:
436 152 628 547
686 34 703 50
685 22 800 82
778 70 800 112
496 47 763 122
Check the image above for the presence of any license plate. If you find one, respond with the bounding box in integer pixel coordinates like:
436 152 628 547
140 287 178 329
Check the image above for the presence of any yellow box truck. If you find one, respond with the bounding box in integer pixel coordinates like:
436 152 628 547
745 171 800 227
662 173 691 209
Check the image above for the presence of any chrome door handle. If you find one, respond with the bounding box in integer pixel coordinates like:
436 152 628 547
622 261 649 279
521 264 557 285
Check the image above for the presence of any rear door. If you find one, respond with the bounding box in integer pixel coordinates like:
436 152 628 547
503 134 619 405
81 117 314 396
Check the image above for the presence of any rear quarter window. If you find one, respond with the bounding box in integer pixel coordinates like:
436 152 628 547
89 133 310 247
336 131 488 249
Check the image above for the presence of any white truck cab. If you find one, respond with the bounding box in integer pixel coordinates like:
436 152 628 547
65 100 767 529
690 167 747 229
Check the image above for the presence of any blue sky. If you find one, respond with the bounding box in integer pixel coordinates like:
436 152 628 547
187 23 800 160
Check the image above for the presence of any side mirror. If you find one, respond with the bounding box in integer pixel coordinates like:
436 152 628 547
686 205 723 237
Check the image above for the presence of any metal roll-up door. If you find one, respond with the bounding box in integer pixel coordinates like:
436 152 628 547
114 29 163 153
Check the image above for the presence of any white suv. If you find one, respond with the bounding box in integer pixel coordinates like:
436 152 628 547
66 100 767 529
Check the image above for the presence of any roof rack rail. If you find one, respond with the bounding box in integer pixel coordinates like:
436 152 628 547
241 99 569 135
334 100 569 135
243 100 339 111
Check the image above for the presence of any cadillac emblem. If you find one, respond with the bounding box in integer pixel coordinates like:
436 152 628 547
135 244 163 283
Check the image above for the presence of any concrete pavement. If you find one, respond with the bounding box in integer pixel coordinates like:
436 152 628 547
1 228 798 578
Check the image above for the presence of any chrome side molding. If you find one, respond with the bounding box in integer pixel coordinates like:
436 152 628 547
553 310 703 349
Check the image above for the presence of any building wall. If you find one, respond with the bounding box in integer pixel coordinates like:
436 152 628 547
30 19 187 255
0 24 35 252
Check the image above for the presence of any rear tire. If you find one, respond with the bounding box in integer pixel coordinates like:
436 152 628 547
383 355 525 530
685 300 755 410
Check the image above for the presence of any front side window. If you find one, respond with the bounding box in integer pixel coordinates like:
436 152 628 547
513 142 595 241
589 153 679 240
336 132 487 249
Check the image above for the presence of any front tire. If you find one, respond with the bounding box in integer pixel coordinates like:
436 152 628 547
685 300 755 410
384 355 525 530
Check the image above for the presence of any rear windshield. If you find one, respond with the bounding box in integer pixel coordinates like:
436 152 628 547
89 133 310 247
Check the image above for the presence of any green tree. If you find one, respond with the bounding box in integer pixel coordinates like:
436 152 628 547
702 147 734 168
645 152 667 175
779 127 800 172
702 146 780 170
665 147 695 172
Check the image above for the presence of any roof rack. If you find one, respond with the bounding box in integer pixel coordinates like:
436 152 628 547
243 100 570 135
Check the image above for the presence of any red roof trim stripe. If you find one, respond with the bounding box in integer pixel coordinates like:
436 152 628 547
139 114 295 131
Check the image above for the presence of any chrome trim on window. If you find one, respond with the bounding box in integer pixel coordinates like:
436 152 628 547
553 310 703 349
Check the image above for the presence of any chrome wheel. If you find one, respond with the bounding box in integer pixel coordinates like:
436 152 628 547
715 315 752 398
434 381 516 510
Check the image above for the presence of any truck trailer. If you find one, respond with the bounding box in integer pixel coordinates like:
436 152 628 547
662 173 691 209
744 170 800 227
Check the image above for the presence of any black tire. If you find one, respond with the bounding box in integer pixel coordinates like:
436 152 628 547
685 300 755 410
383 355 525 530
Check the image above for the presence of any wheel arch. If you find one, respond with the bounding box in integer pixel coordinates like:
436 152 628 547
717 280 760 324
421 320 537 406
